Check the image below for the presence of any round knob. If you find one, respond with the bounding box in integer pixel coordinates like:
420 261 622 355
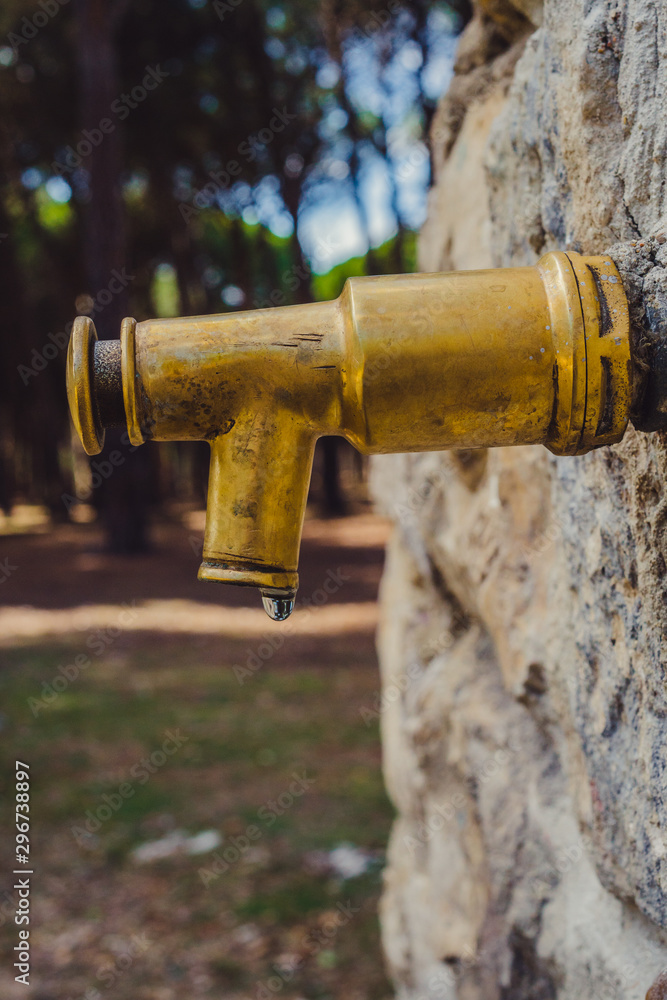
66 315 104 456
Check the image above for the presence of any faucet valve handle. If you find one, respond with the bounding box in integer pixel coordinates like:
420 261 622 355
66 316 105 455
67 315 134 455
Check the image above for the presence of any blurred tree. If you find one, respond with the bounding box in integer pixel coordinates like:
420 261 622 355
73 0 153 552
0 0 470 530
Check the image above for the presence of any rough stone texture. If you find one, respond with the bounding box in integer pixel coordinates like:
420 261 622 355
372 2 667 998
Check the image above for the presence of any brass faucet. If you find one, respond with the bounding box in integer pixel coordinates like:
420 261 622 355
67 251 632 619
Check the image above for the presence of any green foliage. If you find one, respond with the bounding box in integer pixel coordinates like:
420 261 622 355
312 252 369 300
312 230 418 299
34 184 74 233
151 262 182 317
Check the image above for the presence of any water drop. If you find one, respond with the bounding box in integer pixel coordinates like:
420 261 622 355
260 588 296 621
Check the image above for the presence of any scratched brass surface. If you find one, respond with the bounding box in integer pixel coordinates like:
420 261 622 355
67 251 632 597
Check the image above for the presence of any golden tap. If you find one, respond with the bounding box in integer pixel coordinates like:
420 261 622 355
67 251 632 619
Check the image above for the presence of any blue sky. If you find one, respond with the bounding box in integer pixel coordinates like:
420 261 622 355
256 4 458 272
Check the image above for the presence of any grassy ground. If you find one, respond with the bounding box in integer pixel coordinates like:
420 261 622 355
0 514 394 1000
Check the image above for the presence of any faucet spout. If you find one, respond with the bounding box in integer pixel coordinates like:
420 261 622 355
199 422 316 596
67 251 633 616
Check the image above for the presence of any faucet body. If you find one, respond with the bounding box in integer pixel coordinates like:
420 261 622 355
67 251 632 609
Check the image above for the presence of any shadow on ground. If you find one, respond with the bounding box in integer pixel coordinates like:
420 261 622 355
0 510 394 1000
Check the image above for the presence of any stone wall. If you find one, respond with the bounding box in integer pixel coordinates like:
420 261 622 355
372 2 667 997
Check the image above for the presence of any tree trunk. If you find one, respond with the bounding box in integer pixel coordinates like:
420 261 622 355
74 0 151 553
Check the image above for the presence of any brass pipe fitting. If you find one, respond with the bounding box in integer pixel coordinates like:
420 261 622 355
67 251 632 618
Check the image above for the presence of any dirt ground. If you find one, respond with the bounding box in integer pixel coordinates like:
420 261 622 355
0 506 395 1000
